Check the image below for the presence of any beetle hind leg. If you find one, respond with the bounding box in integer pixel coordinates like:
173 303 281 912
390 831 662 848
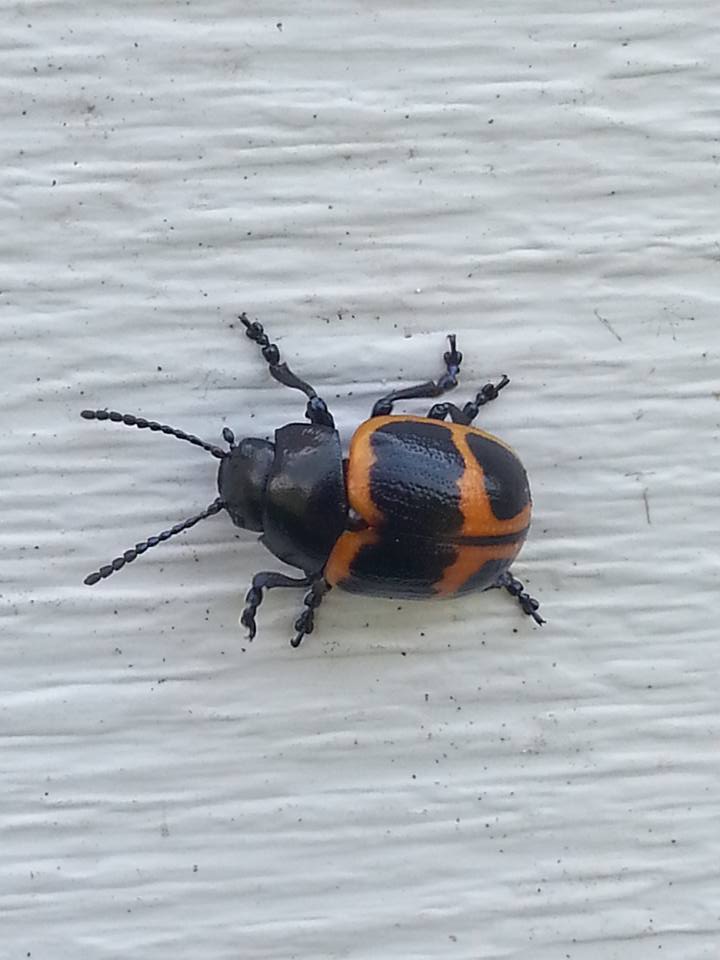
238 314 335 428
495 571 545 625
240 571 312 640
427 375 510 424
371 334 463 417
291 578 331 648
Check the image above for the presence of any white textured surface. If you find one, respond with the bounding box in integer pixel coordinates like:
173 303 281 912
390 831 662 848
2 3 719 958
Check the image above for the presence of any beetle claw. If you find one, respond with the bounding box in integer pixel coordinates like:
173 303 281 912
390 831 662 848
240 586 262 640
444 333 462 369
240 608 257 640
292 611 314 647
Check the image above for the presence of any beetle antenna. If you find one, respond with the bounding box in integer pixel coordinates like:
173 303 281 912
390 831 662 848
81 409 227 460
83 498 225 585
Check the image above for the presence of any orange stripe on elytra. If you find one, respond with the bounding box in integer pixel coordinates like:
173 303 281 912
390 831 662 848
325 528 379 587
450 423 531 538
345 417 391 527
433 539 524 597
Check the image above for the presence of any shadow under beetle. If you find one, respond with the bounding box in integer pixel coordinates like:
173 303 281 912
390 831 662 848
82 316 543 647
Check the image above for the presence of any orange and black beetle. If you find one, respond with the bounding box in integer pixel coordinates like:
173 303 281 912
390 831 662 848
82 316 543 646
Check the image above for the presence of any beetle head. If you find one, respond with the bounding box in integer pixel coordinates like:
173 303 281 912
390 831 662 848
216 434 274 531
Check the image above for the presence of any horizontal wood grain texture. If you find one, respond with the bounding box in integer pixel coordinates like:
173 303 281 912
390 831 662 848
1 2 718 958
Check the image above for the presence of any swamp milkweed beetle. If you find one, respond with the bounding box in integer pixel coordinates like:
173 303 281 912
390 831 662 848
81 316 543 647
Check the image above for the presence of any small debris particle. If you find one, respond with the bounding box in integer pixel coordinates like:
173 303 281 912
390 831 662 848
642 488 651 525
594 308 622 342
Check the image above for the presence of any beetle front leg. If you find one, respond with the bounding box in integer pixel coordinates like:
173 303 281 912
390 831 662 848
495 571 545 625
240 571 313 640
239 314 335 428
291 578 331 648
371 334 462 417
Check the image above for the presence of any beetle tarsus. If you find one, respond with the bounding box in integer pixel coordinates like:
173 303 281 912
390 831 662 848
496 572 545 625
371 333 463 417
241 586 262 640
240 571 313 641
442 333 463 386
427 375 510 424
291 578 330 648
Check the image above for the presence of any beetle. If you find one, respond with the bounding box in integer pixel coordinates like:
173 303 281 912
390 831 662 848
81 315 543 646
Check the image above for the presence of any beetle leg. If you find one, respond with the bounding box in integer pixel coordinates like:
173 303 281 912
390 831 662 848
291 578 331 648
238 314 335 428
371 334 463 417
426 402 472 424
495 571 545 625
240 571 312 641
427 376 510 423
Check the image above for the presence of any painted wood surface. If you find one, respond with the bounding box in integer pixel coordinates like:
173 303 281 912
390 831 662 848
2 3 718 957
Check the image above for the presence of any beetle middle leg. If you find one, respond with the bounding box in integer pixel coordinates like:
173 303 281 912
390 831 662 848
241 570 313 640
291 577 331 648
495 571 545 625
371 334 463 417
239 314 335 429
427 376 510 424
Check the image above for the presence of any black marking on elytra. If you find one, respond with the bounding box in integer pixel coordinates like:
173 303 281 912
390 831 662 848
456 557 513 595
344 534 457 599
465 433 530 521
369 420 464 537
458 528 529 547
